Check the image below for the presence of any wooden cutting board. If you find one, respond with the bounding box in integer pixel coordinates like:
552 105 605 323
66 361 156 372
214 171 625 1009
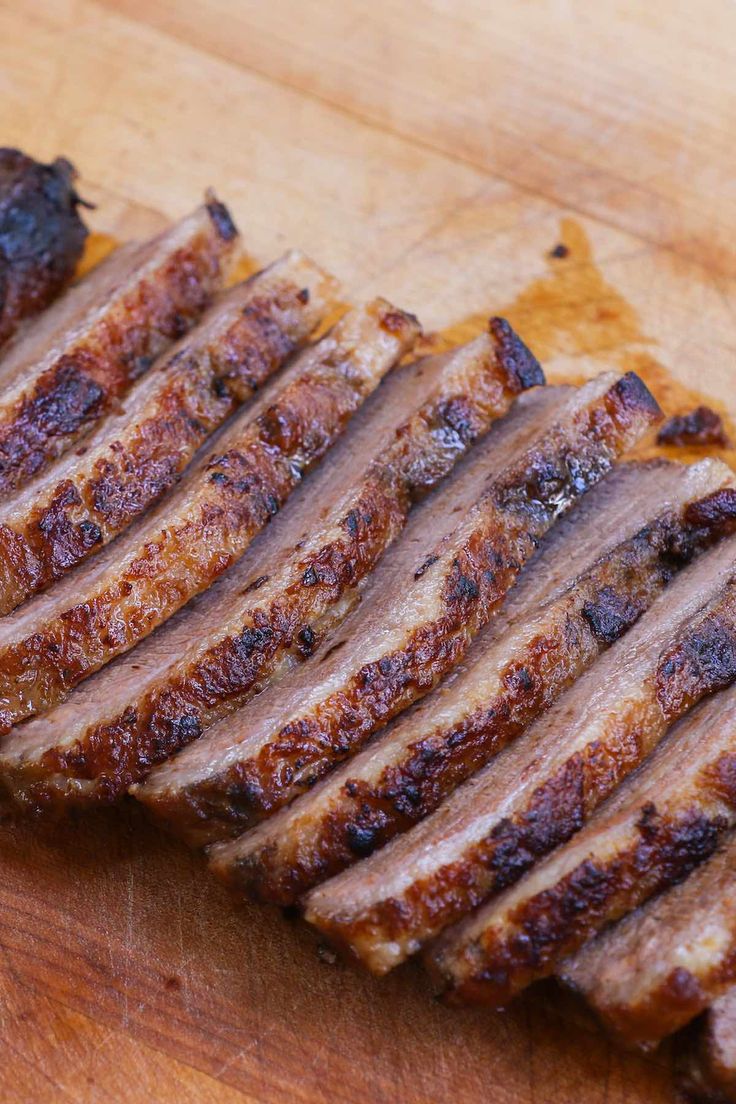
1 1 735 1100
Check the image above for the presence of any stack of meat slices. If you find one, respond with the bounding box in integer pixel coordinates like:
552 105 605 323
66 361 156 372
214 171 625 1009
1 160 735 1102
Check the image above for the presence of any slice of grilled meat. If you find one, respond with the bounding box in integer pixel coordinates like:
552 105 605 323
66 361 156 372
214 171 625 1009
680 992 736 1103
219 459 736 903
0 250 338 613
562 831 736 1050
0 150 89 348
428 681 736 1007
305 537 736 976
0 197 237 493
0 319 540 811
0 299 419 737
192 371 659 850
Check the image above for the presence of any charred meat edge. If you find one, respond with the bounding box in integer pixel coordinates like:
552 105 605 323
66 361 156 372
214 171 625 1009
211 463 736 903
0 318 542 810
424 569 736 1003
0 197 237 494
560 831 736 1050
303 541 736 976
0 251 339 613
196 370 659 853
429 676 736 1007
0 148 89 348
0 299 420 737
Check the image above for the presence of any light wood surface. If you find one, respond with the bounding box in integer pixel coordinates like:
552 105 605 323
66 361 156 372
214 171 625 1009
0 1 734 1100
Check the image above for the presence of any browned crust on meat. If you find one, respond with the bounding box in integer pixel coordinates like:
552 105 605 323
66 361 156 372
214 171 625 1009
306 577 736 975
49 478 411 803
591 955 736 1051
0 302 421 740
421 591 736 1003
0 266 335 613
0 149 89 348
431 795 735 1008
0 202 237 494
658 406 730 449
212 489 736 904
7 320 543 811
188 372 660 845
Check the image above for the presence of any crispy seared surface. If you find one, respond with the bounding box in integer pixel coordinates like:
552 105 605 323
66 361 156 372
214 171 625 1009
122 322 542 823
428 681 736 1007
680 992 736 1102
197 371 659 858
0 198 236 493
0 318 538 811
304 537 736 975
561 832 736 1050
0 251 338 613
210 459 736 904
0 149 89 347
0 299 419 742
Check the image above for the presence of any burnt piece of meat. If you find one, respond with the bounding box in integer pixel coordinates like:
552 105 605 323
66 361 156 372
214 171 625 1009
192 371 660 858
213 459 736 905
562 830 736 1050
0 197 237 494
0 298 419 741
0 250 339 613
304 536 736 976
0 149 89 348
427 681 736 1007
658 406 730 449
0 317 540 812
679 991 736 1103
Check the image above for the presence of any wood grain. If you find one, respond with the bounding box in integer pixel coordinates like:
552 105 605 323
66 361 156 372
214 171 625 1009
0 0 733 1100
95 0 736 277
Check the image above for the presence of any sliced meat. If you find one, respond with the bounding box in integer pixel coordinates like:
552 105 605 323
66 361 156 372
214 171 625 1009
0 149 89 348
305 537 736 976
0 318 539 811
0 250 338 613
0 196 237 493
0 298 419 736
561 831 736 1050
190 370 659 850
680 992 736 1103
427 680 736 1006
214 459 736 903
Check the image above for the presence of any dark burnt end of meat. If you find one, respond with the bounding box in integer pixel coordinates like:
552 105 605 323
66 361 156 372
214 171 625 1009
487 317 544 390
0 149 89 347
0 200 238 494
658 406 730 449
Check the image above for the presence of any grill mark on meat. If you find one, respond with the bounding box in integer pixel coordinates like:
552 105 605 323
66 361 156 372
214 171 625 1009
0 299 419 739
425 684 736 1007
0 199 237 493
206 460 736 905
561 830 736 1050
182 371 663 855
302 538 736 975
0 149 89 348
0 251 339 612
2 319 542 812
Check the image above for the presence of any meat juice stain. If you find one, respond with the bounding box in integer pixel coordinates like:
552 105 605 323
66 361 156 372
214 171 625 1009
75 232 118 279
422 217 736 474
76 226 735 470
